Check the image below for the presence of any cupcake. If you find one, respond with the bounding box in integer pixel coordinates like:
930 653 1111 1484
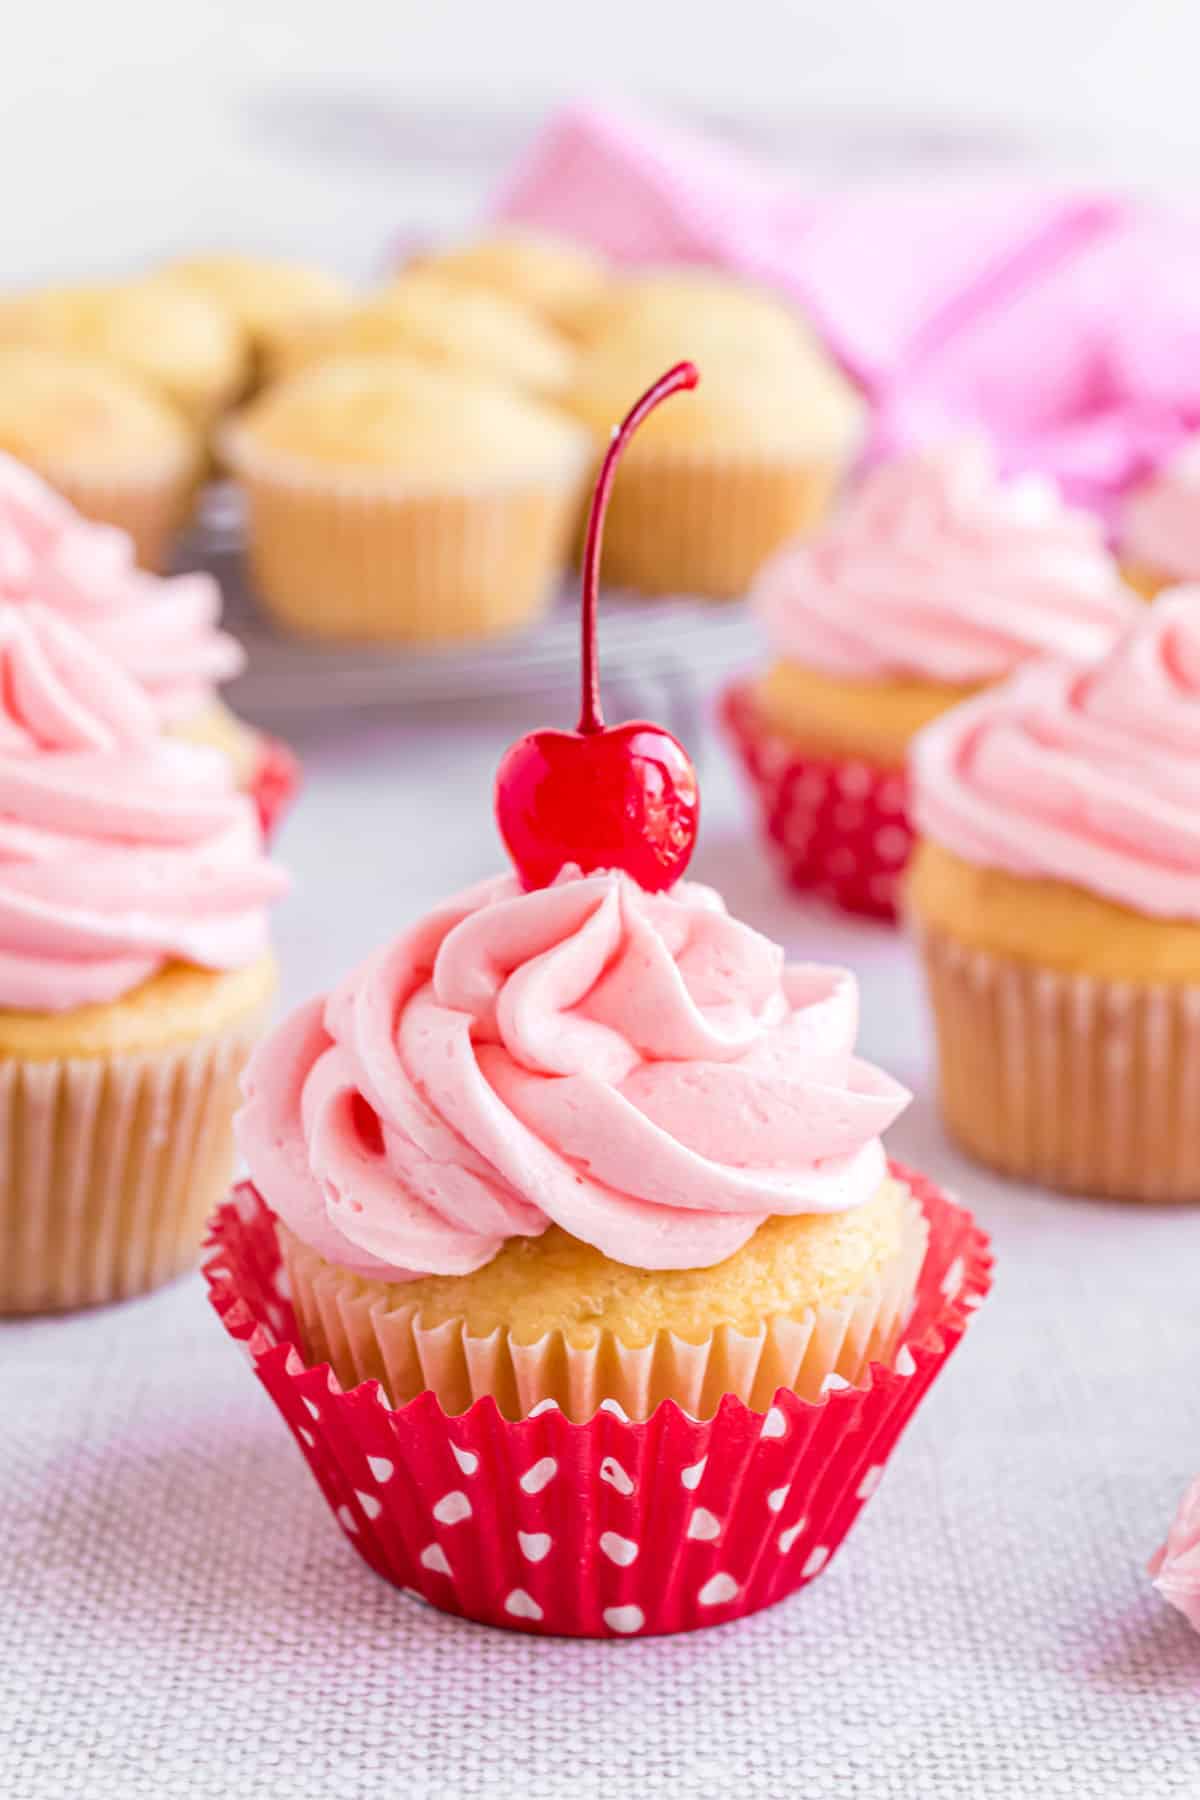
0 346 198 569
271 271 575 398
411 229 610 341
1120 441 1200 599
162 253 354 391
0 278 248 434
205 362 991 1637
726 441 1140 919
563 279 863 597
0 451 299 838
223 355 589 643
0 604 285 1313
908 588 1200 1202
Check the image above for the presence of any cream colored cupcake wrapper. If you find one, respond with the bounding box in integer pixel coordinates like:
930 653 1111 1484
915 918 1200 1202
575 446 846 600
0 1010 266 1315
280 1189 929 1424
224 431 589 643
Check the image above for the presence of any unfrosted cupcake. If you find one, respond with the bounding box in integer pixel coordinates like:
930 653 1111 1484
0 346 198 569
412 229 610 340
908 588 1200 1202
0 277 247 433
726 440 1139 918
163 253 354 391
564 283 863 597
0 451 298 838
271 271 575 398
0 604 285 1312
223 355 589 643
1120 441 1200 599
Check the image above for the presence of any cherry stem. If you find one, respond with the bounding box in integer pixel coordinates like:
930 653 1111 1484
577 360 700 735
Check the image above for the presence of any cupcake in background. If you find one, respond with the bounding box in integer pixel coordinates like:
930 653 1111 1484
162 253 355 393
726 440 1139 920
1120 440 1200 599
908 588 1200 1202
0 452 299 839
223 354 589 644
0 346 199 569
0 605 285 1313
0 277 248 434
564 274 863 598
411 228 611 341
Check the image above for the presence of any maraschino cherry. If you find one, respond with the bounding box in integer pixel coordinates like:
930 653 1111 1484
495 362 701 892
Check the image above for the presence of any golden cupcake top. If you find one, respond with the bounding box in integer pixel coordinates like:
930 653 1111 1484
0 346 197 481
0 277 248 426
273 271 575 398
580 265 806 349
225 353 589 483
566 291 864 458
162 253 354 355
413 229 610 337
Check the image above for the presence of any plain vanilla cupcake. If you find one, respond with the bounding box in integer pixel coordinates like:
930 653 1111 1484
271 271 575 399
0 604 285 1313
0 451 297 835
564 279 863 597
908 588 1200 1202
0 346 198 569
0 277 248 433
237 869 925 1421
412 229 611 340
1120 441 1200 599
223 354 590 643
726 440 1140 918
163 253 354 391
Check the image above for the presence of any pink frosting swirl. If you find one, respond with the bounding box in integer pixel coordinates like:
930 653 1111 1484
237 870 909 1278
0 604 284 1011
1122 439 1200 581
0 452 243 725
911 588 1200 917
753 439 1137 685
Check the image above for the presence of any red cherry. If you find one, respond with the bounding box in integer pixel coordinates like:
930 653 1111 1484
495 362 701 893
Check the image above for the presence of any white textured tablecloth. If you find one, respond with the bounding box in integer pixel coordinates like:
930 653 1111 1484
3 695 1199 1800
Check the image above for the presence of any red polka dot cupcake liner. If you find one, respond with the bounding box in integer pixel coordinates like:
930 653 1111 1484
203 1164 991 1639
247 733 301 844
722 682 913 922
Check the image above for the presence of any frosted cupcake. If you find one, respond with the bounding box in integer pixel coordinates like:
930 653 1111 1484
224 355 589 643
1120 441 1200 599
909 588 1200 1202
412 229 610 340
273 273 575 399
564 280 863 597
0 605 285 1312
726 440 1139 918
0 346 198 569
0 452 298 838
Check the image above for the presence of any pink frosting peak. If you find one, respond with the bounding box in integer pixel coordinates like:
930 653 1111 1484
0 603 284 1012
911 588 1200 917
0 452 244 725
752 438 1138 686
1122 438 1200 581
1149 1475 1200 1634
237 869 909 1279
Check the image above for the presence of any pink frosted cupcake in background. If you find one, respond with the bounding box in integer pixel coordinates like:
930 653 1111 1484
0 452 299 839
725 439 1139 920
1120 439 1200 599
0 605 285 1313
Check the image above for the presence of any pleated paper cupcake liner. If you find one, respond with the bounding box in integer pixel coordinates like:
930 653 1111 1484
914 917 1200 1202
574 448 843 600
224 432 588 644
0 1009 266 1315
723 682 913 921
204 1164 991 1637
278 1188 928 1423
246 733 301 844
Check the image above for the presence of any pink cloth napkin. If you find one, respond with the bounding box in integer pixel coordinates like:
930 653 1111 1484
493 103 1200 514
